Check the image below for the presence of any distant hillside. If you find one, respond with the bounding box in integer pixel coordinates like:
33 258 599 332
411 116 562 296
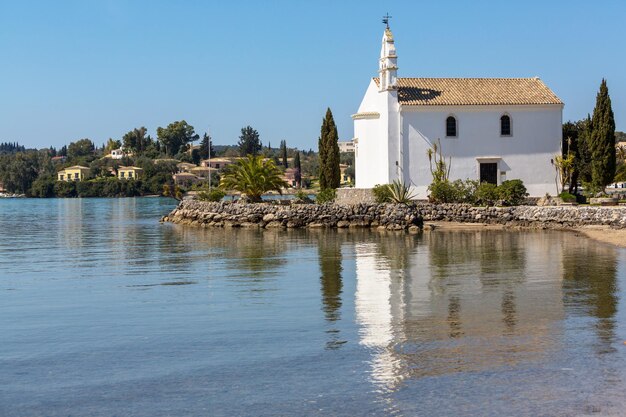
617 131 626 142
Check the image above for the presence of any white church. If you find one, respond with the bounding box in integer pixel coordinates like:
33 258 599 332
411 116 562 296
353 24 563 198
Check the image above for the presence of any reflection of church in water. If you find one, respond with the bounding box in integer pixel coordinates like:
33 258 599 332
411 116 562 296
353 231 580 389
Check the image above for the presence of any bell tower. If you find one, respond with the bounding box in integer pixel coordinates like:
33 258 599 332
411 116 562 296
379 14 398 92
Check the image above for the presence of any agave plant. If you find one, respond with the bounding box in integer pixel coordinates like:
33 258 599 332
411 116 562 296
220 155 288 202
388 179 416 204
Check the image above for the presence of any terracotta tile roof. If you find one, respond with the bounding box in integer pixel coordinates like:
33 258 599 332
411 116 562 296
373 77 563 106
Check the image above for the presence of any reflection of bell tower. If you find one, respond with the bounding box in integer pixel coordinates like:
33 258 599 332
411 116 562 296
379 15 398 92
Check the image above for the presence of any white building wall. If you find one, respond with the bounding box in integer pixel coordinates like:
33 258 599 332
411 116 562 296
354 80 390 188
403 105 563 198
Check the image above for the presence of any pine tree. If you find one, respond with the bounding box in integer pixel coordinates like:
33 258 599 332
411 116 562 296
199 133 215 160
589 79 616 191
237 126 262 156
281 140 288 168
318 108 340 189
294 151 302 187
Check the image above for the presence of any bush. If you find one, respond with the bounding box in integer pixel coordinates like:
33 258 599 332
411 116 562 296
452 179 479 204
372 184 392 203
498 179 528 206
316 188 336 204
53 181 77 198
388 180 416 204
197 189 225 202
294 189 313 203
558 191 576 203
428 180 457 203
29 175 56 198
428 179 478 204
475 182 499 206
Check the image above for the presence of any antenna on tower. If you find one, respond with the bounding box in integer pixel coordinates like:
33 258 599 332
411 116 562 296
382 13 392 28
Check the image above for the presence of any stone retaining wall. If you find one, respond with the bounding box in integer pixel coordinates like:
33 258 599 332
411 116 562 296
335 188 376 205
162 200 626 230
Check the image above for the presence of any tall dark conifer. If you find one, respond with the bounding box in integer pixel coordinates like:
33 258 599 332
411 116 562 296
281 140 288 168
589 79 616 190
199 133 215 159
318 108 340 189
294 151 302 187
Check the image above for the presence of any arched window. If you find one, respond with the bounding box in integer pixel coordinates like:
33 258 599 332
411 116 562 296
500 115 511 136
446 116 457 137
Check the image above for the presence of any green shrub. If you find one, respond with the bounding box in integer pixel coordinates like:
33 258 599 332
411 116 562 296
452 179 479 204
197 189 225 202
294 189 313 203
428 179 478 204
53 181 77 198
316 188 336 204
372 184 392 203
475 182 499 206
428 180 456 203
498 179 528 206
558 191 576 203
29 175 55 198
388 180 416 204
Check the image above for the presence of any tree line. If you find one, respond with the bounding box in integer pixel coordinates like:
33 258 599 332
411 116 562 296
0 117 345 197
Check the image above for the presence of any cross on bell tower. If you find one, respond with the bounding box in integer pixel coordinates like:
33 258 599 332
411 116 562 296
382 13 392 28
379 14 397 91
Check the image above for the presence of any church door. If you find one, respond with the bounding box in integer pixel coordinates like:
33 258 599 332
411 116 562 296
480 163 498 185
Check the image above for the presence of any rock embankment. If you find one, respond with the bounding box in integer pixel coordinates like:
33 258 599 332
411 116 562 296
162 200 424 231
162 200 626 230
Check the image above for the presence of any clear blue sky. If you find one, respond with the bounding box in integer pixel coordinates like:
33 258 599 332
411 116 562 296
0 0 624 150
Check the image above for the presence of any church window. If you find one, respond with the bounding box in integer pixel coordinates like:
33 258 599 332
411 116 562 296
501 115 512 136
446 116 457 137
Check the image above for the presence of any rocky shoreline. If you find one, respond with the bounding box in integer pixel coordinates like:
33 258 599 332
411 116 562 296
161 200 626 231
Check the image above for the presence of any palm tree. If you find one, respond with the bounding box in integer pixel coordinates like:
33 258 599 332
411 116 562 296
220 155 288 202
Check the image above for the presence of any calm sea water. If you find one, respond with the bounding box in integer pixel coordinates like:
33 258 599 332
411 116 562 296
1 198 626 417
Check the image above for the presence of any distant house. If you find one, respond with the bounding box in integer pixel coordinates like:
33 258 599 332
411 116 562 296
117 166 143 180
339 164 352 185
338 140 355 153
190 166 216 179
51 156 67 163
110 148 126 160
153 158 180 165
176 162 197 173
173 172 201 187
282 168 299 188
57 166 90 182
201 158 235 170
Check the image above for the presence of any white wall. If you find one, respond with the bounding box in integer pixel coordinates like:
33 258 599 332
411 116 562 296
403 105 563 198
354 80 390 188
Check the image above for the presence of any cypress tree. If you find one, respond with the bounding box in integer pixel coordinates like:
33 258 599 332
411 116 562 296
294 151 302 187
589 79 616 191
318 108 340 189
281 140 288 168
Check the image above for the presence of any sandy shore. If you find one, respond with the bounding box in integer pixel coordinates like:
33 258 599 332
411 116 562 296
426 221 626 248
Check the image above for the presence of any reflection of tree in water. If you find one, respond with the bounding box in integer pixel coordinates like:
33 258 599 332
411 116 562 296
428 231 526 285
317 232 346 350
447 296 463 338
163 227 291 296
501 290 517 334
319 236 343 322
562 240 618 352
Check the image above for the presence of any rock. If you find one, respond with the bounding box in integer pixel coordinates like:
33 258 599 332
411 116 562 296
337 220 350 228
